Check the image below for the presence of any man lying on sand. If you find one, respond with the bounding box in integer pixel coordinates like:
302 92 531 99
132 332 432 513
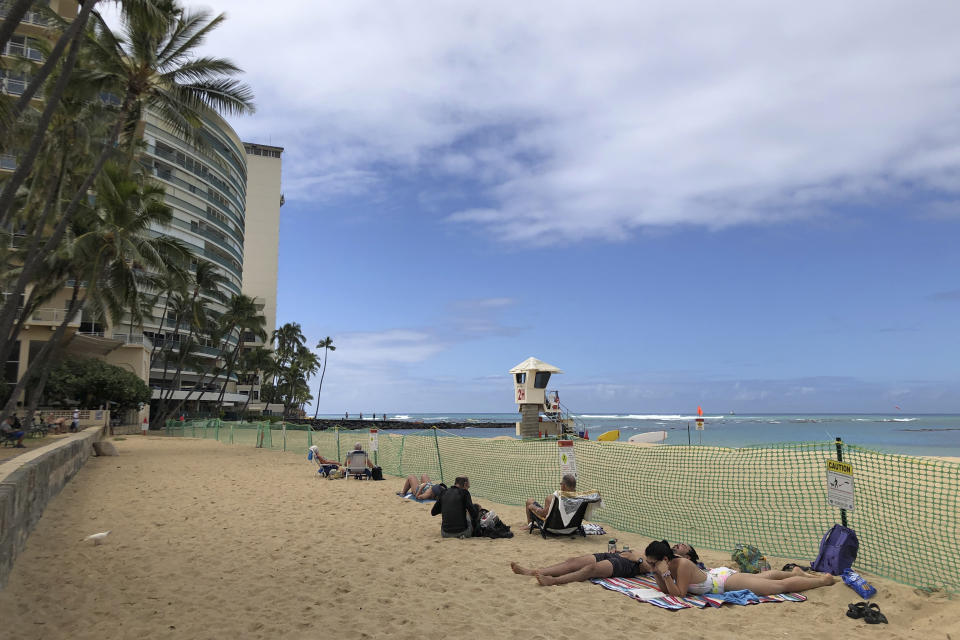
511 548 652 586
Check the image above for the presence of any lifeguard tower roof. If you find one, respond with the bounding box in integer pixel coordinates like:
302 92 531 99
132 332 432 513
509 357 563 374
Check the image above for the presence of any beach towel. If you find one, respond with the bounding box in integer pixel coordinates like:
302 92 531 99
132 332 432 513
591 575 807 610
581 523 607 536
402 493 436 503
554 491 604 527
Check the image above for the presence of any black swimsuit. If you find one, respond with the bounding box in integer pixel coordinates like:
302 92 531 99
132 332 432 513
593 552 640 578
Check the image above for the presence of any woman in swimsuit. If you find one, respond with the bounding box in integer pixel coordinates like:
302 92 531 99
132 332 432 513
510 549 652 586
643 540 835 596
398 474 443 499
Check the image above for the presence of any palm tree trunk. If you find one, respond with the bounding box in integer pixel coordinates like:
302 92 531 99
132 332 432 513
214 335 243 414
0 2 95 225
0 90 135 371
0 286 85 424
0 0 34 53
313 347 329 419
7 0 99 125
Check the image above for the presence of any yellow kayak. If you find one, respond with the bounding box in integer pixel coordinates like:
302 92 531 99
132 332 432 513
596 429 620 442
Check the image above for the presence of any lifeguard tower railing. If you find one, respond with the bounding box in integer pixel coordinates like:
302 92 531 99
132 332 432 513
541 390 587 436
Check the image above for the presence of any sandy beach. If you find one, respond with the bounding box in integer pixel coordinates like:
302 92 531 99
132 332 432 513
1 436 957 640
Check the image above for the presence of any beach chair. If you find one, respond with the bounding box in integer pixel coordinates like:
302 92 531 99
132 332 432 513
345 450 371 479
308 446 340 477
530 491 603 538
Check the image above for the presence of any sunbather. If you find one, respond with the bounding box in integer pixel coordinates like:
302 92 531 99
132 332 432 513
671 542 707 569
398 474 444 499
511 549 653 586
308 445 341 476
643 540 835 596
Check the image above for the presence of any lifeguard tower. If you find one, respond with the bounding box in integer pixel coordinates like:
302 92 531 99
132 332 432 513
510 357 574 437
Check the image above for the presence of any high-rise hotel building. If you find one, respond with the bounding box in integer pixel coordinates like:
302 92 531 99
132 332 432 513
2 1 282 415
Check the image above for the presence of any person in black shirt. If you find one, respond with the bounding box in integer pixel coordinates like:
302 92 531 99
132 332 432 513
430 476 478 538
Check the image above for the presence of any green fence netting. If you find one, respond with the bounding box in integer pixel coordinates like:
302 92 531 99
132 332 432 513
160 423 960 592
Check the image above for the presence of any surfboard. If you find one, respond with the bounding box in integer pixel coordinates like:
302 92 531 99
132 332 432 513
628 430 668 444
597 429 620 442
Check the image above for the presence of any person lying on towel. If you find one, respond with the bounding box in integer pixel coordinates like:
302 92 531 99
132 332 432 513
643 540 835 596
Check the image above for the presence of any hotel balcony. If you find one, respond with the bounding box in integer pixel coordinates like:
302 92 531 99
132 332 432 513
23 307 81 329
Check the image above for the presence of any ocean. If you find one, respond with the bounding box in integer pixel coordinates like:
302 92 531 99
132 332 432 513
315 412 960 457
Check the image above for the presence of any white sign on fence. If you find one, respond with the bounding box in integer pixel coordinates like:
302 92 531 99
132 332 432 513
558 440 577 478
826 459 855 511
369 429 379 452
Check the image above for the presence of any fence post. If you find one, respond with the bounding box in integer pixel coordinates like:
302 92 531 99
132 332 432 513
282 422 287 451
336 427 341 462
307 424 313 448
229 423 234 444
835 437 848 528
433 427 444 483
398 433 405 476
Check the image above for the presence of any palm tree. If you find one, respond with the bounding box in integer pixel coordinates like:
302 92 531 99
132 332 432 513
236 346 274 420
281 345 319 419
312 336 335 419
0 0 254 385
212 294 266 413
0 161 187 422
271 322 306 387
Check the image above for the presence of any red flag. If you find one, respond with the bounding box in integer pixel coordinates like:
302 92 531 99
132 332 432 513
697 406 703 417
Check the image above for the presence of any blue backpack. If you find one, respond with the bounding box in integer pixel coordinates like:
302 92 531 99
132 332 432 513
811 524 859 575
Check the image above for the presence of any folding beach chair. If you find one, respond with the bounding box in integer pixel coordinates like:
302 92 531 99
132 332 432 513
530 491 603 538
308 446 339 477
345 450 372 479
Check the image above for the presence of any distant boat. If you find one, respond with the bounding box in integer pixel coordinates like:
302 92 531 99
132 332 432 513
597 429 620 442
730 411 735 415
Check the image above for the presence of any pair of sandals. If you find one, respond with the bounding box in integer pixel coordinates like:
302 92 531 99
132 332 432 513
847 602 888 624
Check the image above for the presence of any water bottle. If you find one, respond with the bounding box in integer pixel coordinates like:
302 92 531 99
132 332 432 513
608 539 617 553
622 545 630 553
841 568 877 599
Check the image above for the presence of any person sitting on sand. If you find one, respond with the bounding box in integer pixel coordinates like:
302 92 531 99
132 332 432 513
525 473 577 527
643 540 835 596
511 549 653 586
430 476 479 538
399 474 446 500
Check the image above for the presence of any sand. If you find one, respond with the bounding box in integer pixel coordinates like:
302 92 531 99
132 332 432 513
0 437 957 640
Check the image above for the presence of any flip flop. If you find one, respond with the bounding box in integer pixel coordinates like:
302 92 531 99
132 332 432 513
863 603 888 624
846 602 868 619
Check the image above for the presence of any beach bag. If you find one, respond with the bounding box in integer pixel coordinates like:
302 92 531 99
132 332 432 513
732 544 771 573
477 509 513 538
811 524 858 575
371 466 383 481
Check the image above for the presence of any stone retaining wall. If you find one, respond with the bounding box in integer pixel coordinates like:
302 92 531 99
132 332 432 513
0 426 104 589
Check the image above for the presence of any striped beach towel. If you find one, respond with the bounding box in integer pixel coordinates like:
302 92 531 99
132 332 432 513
591 575 807 610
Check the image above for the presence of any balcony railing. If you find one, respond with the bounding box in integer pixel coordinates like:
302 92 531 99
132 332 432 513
28 307 81 326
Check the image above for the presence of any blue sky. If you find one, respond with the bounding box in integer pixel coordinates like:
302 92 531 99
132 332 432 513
185 1 960 412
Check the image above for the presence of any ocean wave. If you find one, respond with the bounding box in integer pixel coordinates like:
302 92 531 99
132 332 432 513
581 414 723 421
392 415 411 420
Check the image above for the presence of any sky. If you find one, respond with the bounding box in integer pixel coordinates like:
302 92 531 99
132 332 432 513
154 1 960 412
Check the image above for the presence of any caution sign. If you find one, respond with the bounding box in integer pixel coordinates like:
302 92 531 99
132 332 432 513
369 429 379 452
558 440 577 478
695 419 705 431
826 459 855 511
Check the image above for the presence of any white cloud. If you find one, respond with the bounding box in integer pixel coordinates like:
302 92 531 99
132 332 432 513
189 1 960 242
